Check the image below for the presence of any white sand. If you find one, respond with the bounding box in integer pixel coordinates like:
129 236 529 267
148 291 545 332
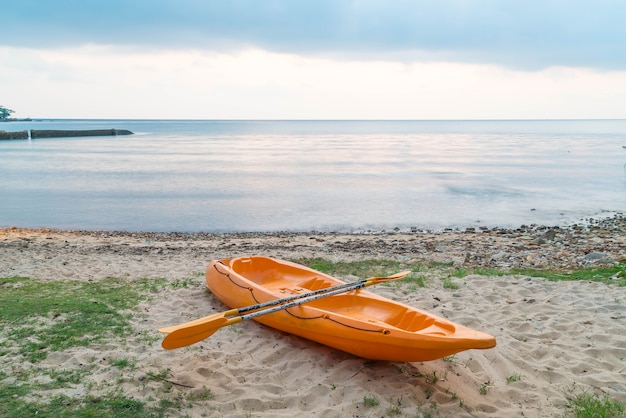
1 226 625 417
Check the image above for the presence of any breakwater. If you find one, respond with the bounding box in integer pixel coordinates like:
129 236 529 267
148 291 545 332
0 129 133 140
0 130 28 139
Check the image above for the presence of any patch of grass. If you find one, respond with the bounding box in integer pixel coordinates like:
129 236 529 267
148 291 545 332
43 368 87 388
451 263 626 286
0 393 150 417
145 368 172 383
441 276 459 289
293 258 626 290
293 258 416 279
403 274 427 288
170 277 201 289
0 275 212 417
362 394 380 407
111 357 136 370
479 383 489 395
186 386 214 402
0 277 153 363
567 391 625 418
515 263 626 286
506 373 522 383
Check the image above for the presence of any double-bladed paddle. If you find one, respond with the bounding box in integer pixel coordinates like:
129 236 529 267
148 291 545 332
159 270 410 350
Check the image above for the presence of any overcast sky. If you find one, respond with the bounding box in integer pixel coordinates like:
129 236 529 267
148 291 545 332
2 0 626 119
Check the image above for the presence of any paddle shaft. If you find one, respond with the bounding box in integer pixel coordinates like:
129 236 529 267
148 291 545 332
218 272 408 318
240 280 366 317
241 278 378 321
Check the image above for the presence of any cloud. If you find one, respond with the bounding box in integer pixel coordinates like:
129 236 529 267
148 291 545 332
2 0 626 70
3 46 625 119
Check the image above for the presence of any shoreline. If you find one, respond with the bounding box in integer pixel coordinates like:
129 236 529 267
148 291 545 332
2 214 625 281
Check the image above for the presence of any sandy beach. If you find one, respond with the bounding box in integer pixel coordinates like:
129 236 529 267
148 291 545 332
1 216 625 417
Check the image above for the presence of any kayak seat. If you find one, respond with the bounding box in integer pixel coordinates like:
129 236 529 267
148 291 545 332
419 323 453 336
387 309 436 332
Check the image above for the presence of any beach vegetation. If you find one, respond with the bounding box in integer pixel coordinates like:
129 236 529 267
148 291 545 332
441 276 459 289
170 277 202 289
0 105 15 119
506 373 522 383
186 386 214 402
0 275 194 417
452 262 626 286
294 257 416 279
443 354 457 362
362 394 380 407
112 357 137 370
426 370 440 383
403 274 428 288
295 258 626 288
479 383 489 395
445 386 459 400
566 390 625 418
0 276 154 363
0 392 150 417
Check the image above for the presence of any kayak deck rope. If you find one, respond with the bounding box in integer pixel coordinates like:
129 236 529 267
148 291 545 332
214 262 261 304
283 309 388 334
213 262 387 335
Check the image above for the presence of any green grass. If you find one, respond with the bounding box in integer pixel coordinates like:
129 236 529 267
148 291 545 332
0 276 147 363
440 276 459 289
567 391 625 418
0 275 189 417
0 393 151 418
362 394 380 407
451 263 626 286
294 258 414 278
506 373 522 383
295 258 626 288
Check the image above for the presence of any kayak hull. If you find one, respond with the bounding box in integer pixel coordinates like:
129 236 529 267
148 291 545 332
206 256 496 362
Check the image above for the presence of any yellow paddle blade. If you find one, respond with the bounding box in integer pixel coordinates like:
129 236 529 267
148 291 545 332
161 316 243 350
366 270 411 283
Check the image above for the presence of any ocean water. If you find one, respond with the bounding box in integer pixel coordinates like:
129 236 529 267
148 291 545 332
1 119 625 232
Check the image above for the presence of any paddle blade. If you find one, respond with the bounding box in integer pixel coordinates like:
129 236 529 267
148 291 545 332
386 270 411 280
365 270 411 285
161 316 243 350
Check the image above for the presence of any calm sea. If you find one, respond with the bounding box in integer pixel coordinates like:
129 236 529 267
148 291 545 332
1 119 625 232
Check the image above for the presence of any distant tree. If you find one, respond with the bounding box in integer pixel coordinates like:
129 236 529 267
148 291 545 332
0 105 15 119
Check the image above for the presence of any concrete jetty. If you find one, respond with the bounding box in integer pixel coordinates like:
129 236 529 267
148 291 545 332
0 129 133 140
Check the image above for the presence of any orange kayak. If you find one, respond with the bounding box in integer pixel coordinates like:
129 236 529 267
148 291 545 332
206 256 496 362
